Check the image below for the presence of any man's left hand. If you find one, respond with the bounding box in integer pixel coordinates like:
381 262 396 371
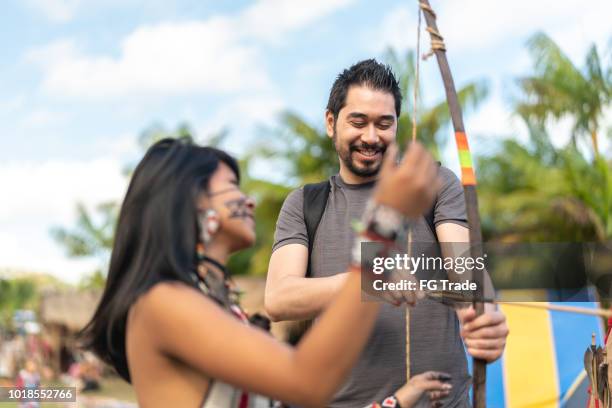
457 304 508 362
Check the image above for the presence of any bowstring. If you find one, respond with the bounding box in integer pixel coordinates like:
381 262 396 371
412 1 422 143
406 0 424 384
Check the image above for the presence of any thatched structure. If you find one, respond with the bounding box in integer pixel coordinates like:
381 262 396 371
37 277 290 374
39 290 101 333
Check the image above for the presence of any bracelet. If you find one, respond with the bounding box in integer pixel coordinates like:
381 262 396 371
350 199 405 269
383 395 402 408
361 199 405 241
350 231 397 270
363 394 402 408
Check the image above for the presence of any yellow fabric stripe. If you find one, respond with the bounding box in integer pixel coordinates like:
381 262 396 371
500 300 559 408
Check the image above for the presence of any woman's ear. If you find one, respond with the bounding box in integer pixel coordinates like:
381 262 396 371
199 209 220 243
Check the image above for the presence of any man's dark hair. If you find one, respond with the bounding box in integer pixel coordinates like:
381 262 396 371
326 59 402 119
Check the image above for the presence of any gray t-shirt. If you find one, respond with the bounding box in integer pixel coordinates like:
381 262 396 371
272 167 471 408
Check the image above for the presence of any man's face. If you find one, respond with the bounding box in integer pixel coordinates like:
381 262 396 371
326 85 397 179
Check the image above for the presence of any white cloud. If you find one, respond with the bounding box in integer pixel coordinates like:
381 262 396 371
0 158 126 222
25 39 76 64
0 94 26 113
373 0 611 58
21 0 169 23
368 7 416 52
27 20 267 98
93 132 141 159
24 0 81 23
466 96 516 139
18 108 70 129
0 229 99 285
0 157 127 283
26 0 356 99
239 0 354 43
439 0 610 58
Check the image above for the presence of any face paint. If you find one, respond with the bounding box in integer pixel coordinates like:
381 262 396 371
224 197 252 219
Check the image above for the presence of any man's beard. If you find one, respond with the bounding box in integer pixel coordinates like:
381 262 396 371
333 131 387 178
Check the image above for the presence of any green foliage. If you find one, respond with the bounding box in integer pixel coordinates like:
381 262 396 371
51 201 117 258
53 36 611 286
254 112 338 185
51 48 490 279
478 137 612 241
0 278 37 328
228 176 292 276
516 32 612 154
479 34 612 242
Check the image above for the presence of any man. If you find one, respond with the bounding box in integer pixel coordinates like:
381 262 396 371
265 59 508 407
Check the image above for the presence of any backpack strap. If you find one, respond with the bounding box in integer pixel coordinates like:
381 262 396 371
303 179 438 270
424 161 442 241
303 180 331 278
424 204 438 241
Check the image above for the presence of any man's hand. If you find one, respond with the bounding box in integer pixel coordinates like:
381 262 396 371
457 304 509 362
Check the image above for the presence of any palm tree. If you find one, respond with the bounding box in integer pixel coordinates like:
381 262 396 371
51 201 116 260
516 32 611 155
477 125 611 242
478 32 612 243
253 112 339 186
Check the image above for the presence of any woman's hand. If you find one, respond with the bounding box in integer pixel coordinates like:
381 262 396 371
373 143 440 218
394 371 452 408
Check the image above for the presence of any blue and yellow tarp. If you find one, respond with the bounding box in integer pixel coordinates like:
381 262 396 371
469 293 605 407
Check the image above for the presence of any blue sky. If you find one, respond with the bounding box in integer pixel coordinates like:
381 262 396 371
0 0 610 283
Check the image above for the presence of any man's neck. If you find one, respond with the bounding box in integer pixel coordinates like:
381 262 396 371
338 165 377 185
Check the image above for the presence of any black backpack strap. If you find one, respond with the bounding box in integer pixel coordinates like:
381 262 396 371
303 180 331 278
424 203 438 241
424 162 441 241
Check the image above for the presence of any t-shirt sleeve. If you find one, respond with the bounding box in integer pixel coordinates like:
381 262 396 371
272 187 308 252
434 166 468 228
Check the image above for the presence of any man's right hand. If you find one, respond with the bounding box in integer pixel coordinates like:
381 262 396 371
373 142 440 218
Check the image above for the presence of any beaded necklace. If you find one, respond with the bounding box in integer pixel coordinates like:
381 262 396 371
191 255 247 323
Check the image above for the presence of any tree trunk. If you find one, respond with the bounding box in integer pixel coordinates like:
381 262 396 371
591 129 599 156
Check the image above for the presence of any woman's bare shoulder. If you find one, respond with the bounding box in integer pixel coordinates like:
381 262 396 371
131 281 217 329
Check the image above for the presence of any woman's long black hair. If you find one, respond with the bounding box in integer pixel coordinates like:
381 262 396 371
80 137 240 382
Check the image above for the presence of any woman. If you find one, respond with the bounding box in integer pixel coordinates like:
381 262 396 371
81 138 451 407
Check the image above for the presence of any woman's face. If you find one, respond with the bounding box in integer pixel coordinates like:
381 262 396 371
202 162 256 252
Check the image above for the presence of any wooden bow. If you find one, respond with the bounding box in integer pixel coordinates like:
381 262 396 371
418 1 487 406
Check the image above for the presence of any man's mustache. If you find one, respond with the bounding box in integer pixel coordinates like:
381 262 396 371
349 142 387 153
